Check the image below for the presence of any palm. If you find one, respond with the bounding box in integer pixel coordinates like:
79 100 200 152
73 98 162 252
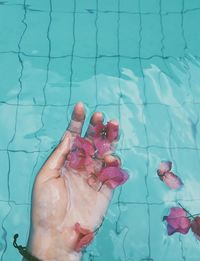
29 103 118 255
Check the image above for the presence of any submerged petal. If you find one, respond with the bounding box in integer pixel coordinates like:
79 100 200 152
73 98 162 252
97 166 129 189
74 223 94 252
68 151 85 170
94 137 111 156
162 172 183 189
68 136 95 172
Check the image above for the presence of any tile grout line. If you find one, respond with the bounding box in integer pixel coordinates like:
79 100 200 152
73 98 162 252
2 50 200 61
66 0 76 123
138 1 152 260
0 0 28 260
115 1 130 260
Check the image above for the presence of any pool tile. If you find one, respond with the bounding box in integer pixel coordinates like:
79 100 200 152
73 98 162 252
146 147 178 203
119 59 145 104
170 148 200 199
120 0 140 13
70 77 97 108
9 151 38 203
140 14 162 57
26 0 50 11
76 0 96 12
9 106 43 151
188 58 200 103
144 104 170 147
147 147 200 203
74 13 96 57
119 58 146 102
143 57 190 105
149 205 184 261
2 203 30 261
184 10 200 57
119 148 147 203
168 105 197 148
50 13 74 57
98 13 118 56
96 74 120 106
5 0 24 4
19 55 48 105
98 0 118 12
119 14 140 57
0 152 9 200
0 202 11 259
140 0 160 13
91 216 117 260
46 58 71 105
20 10 49 56
119 103 147 148
72 57 95 82
0 6 24 52
161 0 183 13
0 105 17 150
184 0 200 10
38 105 68 151
180 226 200 260
118 204 150 260
0 54 21 103
96 56 119 78
162 14 185 57
51 0 74 13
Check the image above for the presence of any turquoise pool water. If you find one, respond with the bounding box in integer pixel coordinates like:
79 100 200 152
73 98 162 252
1 0 200 260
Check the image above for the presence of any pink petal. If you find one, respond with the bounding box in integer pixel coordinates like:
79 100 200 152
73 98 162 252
159 161 172 174
94 137 111 156
97 166 129 189
68 151 85 170
191 217 200 240
75 233 94 252
75 222 91 235
74 136 94 156
93 123 105 137
165 207 191 235
68 136 95 171
74 223 94 252
107 121 119 142
106 159 120 167
162 171 183 189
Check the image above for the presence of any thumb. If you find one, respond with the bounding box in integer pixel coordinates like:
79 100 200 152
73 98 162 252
44 131 73 172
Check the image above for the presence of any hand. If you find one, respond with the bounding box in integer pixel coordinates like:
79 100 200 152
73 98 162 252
26 103 121 261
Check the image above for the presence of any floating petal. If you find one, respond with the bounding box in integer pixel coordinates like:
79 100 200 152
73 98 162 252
159 161 172 174
164 207 191 235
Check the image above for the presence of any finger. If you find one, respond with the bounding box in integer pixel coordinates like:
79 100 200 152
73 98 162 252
85 111 103 140
108 119 119 141
67 102 85 135
44 131 72 172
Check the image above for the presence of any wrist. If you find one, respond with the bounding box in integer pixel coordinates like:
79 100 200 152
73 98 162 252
27 229 82 261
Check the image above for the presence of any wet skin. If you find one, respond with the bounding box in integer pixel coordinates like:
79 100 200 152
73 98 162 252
25 103 120 261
